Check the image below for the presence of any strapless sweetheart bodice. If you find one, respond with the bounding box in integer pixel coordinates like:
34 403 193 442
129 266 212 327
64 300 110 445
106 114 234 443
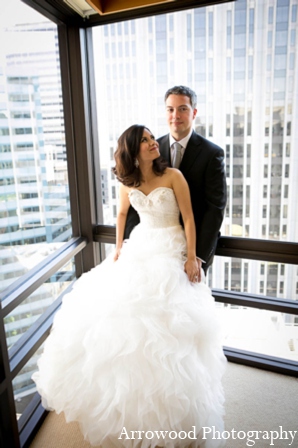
129 187 180 228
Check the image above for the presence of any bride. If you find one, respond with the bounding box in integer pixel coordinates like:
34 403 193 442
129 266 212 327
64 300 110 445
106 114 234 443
32 124 226 448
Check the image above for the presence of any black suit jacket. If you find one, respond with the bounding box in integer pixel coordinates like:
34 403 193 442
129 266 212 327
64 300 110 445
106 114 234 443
124 131 227 271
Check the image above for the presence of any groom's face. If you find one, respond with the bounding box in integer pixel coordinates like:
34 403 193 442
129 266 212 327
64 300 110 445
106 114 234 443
165 94 197 140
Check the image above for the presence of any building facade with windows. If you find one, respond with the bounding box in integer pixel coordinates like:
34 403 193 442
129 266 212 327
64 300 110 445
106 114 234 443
0 21 74 408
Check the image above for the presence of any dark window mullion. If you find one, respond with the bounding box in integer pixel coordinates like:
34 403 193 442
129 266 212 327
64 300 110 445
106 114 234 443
8 283 75 376
1 237 87 318
224 346 298 376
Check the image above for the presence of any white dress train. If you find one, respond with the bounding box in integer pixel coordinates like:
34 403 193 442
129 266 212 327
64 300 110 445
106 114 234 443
32 187 226 448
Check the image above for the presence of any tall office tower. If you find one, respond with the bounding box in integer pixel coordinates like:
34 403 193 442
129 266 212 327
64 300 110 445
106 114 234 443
0 22 72 290
0 22 74 405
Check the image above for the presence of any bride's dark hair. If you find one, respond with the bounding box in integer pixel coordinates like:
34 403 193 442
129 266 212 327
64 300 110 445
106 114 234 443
112 124 168 187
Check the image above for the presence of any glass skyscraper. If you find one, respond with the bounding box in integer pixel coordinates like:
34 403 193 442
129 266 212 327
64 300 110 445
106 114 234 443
0 18 74 408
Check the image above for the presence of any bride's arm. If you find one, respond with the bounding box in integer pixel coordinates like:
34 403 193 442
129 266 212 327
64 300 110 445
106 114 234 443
114 184 131 261
171 170 201 282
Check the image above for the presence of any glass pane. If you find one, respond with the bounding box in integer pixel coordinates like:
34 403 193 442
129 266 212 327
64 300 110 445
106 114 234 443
5 258 75 350
210 256 298 362
92 1 297 245
14 343 44 420
208 257 297 300
100 242 115 260
217 304 298 363
0 0 72 291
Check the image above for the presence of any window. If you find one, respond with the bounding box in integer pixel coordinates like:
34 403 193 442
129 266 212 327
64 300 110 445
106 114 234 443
0 144 11 152
246 145 251 177
249 9 254 48
282 224 287 237
233 185 243 198
226 114 230 136
283 205 288 218
268 6 273 24
290 29 296 47
13 127 32 135
232 204 243 218
1 0 74 421
268 30 273 48
92 0 298 362
292 5 297 23
246 186 250 217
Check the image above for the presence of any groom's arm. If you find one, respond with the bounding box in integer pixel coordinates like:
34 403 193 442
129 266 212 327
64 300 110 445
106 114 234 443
123 205 140 239
196 147 227 268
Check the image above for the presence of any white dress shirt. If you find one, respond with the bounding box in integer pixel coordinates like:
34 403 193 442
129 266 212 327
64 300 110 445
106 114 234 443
169 129 193 166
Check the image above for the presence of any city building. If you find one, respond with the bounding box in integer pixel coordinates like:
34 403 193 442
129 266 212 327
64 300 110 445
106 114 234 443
0 22 74 405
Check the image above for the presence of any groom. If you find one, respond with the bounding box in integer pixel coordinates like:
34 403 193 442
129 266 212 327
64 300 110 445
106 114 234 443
124 85 227 275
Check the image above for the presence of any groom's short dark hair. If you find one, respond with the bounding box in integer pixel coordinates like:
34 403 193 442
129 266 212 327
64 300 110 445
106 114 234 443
164 86 197 109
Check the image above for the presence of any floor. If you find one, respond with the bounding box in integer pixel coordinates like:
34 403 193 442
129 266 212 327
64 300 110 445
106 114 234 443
30 362 298 448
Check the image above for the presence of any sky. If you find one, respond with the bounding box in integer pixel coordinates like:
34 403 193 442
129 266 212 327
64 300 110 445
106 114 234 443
0 0 43 28
0 0 49 61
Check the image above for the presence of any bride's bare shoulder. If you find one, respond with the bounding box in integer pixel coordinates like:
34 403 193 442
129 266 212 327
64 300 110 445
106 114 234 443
119 183 132 196
165 167 185 181
165 167 179 175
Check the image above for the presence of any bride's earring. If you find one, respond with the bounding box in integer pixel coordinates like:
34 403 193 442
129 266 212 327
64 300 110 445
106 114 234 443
134 159 139 168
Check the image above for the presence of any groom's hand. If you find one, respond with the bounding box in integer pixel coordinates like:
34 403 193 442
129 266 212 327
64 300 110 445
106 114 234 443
196 258 202 282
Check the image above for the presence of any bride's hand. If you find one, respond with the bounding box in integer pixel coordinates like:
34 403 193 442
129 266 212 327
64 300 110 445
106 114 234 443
184 258 201 283
113 248 121 261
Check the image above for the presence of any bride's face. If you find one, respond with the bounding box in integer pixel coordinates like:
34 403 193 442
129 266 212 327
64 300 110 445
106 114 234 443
137 128 160 163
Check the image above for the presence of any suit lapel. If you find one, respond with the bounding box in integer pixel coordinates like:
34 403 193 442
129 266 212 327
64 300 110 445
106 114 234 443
159 135 171 165
158 131 203 174
179 131 203 175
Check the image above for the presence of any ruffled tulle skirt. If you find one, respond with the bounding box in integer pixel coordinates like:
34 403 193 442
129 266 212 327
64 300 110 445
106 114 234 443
32 224 226 447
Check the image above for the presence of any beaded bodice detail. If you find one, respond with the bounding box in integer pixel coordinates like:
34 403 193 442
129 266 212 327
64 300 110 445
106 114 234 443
129 187 180 229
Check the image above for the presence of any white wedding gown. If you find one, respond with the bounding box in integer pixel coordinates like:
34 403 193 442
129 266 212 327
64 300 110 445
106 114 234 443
33 187 226 448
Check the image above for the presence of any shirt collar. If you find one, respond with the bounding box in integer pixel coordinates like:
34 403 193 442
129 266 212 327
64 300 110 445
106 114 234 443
169 129 193 149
